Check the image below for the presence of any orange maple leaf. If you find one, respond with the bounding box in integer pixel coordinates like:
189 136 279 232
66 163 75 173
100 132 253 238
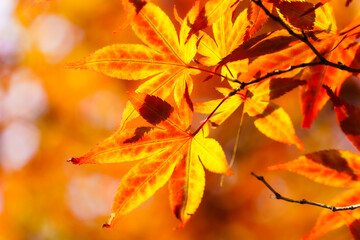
245 1 272 41
197 8 248 79
66 0 200 128
303 188 360 240
325 86 360 152
217 29 317 88
186 0 240 43
196 3 271 82
265 0 334 32
280 2 360 128
220 1 359 128
300 38 359 128
69 87 232 228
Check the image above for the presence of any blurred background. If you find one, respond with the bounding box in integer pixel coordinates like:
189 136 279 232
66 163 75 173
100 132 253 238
0 0 359 239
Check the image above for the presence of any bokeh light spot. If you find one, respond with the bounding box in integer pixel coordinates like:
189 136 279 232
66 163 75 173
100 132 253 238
0 121 40 171
79 90 125 130
31 14 84 64
3 68 47 122
66 174 118 221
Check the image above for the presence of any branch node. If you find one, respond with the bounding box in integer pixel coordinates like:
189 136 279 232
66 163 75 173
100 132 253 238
274 193 282 199
239 81 246 90
301 29 308 40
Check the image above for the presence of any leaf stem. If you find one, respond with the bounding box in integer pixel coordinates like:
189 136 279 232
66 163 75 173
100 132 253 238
241 61 322 89
220 105 245 186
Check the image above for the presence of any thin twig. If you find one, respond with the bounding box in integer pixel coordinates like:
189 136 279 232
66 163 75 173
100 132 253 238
251 172 360 212
251 0 360 73
240 61 322 89
191 88 239 136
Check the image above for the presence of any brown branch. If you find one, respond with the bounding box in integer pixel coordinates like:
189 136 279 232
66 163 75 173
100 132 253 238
192 88 239 136
251 0 360 73
251 172 360 212
238 61 322 89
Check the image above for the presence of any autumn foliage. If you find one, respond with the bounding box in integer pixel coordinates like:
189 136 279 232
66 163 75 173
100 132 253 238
65 0 360 238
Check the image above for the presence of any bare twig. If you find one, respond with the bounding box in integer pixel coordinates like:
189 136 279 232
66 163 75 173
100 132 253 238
239 61 322 89
251 0 360 73
251 172 360 212
191 88 239 136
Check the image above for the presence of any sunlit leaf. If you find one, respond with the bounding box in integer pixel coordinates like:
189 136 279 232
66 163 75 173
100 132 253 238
70 90 231 227
244 1 272 41
169 153 205 228
67 1 200 131
303 188 360 240
324 86 360 152
245 100 304 150
300 37 358 128
197 7 250 80
186 0 240 42
275 0 316 30
195 78 304 149
268 150 360 187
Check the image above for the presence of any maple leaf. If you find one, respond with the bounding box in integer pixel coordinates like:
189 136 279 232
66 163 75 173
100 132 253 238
217 30 317 88
300 37 359 128
66 0 200 128
271 2 360 128
268 149 360 239
298 6 359 128
195 77 305 150
245 1 272 41
269 0 316 30
197 7 250 81
298 0 332 18
349 219 360 240
302 188 360 240
214 2 339 88
186 0 240 43
196 1 272 83
265 0 335 32
325 86 360 152
68 87 232 228
242 1 359 128
268 150 360 187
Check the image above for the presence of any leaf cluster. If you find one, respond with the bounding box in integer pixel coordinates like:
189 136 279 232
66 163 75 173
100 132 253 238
66 0 360 237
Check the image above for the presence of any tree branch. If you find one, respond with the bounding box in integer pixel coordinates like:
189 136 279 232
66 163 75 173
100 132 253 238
251 0 360 73
191 88 239 136
251 172 360 212
238 61 322 89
